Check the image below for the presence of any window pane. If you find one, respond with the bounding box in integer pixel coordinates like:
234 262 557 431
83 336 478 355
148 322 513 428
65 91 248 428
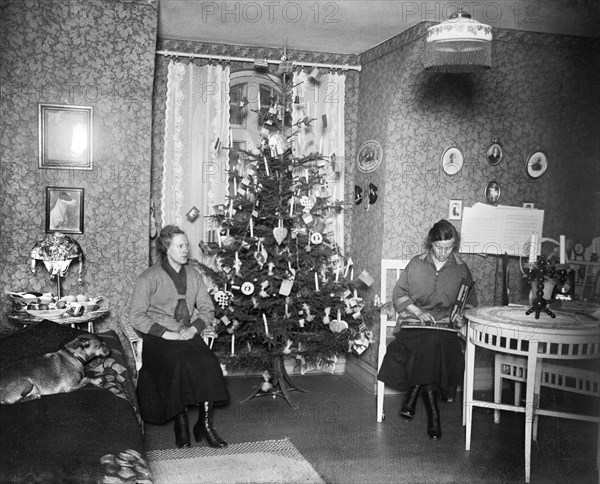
230 84 246 127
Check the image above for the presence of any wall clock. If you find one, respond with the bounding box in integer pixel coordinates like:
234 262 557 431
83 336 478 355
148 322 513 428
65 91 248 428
526 150 548 179
441 145 464 176
357 140 383 173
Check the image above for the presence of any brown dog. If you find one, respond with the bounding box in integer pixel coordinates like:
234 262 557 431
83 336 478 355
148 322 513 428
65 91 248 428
0 333 111 404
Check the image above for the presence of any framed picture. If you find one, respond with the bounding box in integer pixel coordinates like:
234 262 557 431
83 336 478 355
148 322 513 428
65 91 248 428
485 180 501 205
526 150 548 179
46 187 84 234
486 140 503 166
523 202 535 209
448 199 463 220
39 104 93 170
441 145 464 175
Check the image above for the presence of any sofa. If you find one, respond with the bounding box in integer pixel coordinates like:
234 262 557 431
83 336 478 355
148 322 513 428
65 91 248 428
0 320 151 483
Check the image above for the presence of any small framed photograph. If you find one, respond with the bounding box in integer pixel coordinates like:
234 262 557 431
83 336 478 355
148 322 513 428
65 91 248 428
485 180 501 205
522 202 535 209
448 199 463 220
46 187 84 234
486 140 503 166
39 104 93 170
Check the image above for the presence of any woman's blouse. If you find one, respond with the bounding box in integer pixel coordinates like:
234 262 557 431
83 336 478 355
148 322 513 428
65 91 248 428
393 252 477 322
129 262 215 337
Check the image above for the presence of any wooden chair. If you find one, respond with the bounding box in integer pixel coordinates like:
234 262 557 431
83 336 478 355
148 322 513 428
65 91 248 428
376 259 410 422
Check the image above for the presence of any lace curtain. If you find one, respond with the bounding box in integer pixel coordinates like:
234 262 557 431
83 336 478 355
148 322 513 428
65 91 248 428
292 71 346 247
161 61 231 260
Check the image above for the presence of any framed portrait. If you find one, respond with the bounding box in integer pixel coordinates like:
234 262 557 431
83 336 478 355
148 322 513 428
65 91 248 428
39 104 93 170
448 199 463 221
523 202 535 209
441 145 464 175
526 150 548 179
486 140 503 166
485 180 502 205
45 187 84 234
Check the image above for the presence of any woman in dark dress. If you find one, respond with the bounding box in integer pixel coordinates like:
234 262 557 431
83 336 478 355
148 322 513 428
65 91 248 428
378 220 477 439
129 225 229 448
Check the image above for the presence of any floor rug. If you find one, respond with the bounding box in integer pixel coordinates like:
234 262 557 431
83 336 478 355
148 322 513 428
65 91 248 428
146 438 325 484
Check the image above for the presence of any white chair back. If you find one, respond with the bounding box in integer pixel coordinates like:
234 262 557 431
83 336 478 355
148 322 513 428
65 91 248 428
377 259 410 422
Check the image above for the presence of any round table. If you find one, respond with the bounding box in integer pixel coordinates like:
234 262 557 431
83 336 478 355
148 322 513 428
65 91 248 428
463 306 600 483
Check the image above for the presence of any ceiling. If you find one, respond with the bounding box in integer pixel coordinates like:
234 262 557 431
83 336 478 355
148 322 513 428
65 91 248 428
158 0 600 55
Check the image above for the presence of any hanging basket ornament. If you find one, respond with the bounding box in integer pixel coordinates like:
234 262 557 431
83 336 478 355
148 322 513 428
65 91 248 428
300 195 316 213
273 219 288 245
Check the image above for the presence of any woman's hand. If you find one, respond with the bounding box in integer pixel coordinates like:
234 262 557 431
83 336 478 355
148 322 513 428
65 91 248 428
413 309 436 325
179 326 198 340
163 331 182 340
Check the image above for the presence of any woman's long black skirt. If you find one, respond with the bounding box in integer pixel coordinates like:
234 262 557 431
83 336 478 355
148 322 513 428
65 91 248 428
136 334 230 424
377 328 464 394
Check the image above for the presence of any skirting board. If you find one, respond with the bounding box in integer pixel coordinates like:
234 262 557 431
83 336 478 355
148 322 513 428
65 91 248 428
344 354 494 397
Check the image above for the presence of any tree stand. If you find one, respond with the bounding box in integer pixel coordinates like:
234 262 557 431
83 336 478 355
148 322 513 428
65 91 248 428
240 355 308 410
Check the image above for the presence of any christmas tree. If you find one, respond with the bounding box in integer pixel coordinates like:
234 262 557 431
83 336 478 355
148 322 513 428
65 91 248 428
195 59 373 406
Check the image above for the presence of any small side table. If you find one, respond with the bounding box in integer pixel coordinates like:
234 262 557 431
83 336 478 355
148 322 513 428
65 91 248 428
7 309 109 333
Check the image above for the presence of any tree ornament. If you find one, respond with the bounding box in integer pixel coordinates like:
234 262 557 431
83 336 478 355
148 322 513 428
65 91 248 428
214 290 233 309
300 195 316 212
273 219 288 245
241 281 255 295
254 239 268 268
310 232 323 245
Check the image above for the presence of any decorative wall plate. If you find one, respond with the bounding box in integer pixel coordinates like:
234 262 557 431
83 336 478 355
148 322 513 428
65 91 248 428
441 145 464 175
526 150 548 179
357 140 383 173
487 140 503 166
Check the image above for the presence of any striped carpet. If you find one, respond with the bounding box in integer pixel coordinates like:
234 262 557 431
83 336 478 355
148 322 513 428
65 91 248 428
147 438 325 484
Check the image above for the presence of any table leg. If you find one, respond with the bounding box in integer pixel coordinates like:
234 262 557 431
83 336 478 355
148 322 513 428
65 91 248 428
464 329 475 450
524 342 539 484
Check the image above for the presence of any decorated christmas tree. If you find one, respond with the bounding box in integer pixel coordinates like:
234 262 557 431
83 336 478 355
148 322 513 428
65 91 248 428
195 59 373 406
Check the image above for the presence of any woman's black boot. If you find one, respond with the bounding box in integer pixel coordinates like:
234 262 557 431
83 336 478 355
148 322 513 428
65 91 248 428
174 411 191 448
193 402 228 448
422 389 442 440
399 385 421 419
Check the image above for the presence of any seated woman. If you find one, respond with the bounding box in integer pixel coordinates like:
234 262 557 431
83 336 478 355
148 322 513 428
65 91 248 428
378 220 477 440
129 225 229 448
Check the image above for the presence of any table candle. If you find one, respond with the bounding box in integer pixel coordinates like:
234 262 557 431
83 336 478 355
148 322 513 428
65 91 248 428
528 233 537 263
560 235 566 264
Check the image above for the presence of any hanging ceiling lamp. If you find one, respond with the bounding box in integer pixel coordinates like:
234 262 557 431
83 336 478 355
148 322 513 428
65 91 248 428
425 9 492 73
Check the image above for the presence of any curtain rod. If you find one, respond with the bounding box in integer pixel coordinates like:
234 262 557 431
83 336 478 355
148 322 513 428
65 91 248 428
156 49 362 72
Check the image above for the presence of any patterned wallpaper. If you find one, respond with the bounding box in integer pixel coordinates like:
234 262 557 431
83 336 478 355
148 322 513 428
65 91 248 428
353 24 600 367
0 0 158 333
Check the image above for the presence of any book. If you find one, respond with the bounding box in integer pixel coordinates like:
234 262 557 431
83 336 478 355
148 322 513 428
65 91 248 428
450 279 476 325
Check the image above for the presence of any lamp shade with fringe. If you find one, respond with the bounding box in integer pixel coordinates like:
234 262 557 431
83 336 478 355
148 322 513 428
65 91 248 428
425 10 492 73
30 232 83 298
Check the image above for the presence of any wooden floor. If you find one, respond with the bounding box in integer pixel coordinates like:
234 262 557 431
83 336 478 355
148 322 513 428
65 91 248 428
142 373 599 484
